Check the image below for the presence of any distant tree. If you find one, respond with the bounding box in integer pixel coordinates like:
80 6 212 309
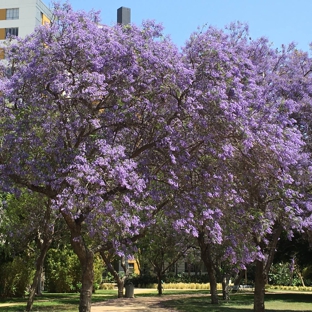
136 215 193 295
0 191 58 310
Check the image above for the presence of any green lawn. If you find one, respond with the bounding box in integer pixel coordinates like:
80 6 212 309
0 290 116 312
162 291 312 312
0 290 311 312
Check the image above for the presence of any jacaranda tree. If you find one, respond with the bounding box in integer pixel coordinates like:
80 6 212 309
1 3 312 312
0 3 190 311
168 23 312 311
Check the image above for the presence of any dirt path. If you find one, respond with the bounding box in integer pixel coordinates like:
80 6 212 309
91 292 203 312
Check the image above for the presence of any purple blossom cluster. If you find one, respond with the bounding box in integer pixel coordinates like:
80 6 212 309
1 3 312 311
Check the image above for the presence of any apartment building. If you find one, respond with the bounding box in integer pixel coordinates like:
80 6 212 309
0 0 52 40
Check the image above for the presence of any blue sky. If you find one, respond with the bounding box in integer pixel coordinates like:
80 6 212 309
54 0 312 51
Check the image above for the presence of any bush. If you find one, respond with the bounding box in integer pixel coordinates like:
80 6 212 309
99 283 115 290
45 247 81 293
0 255 35 297
165 273 210 284
45 248 104 293
130 273 211 288
131 274 158 287
161 282 221 290
265 285 312 292
269 262 303 286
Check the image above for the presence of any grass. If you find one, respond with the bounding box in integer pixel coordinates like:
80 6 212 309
0 290 117 312
162 291 312 312
0 289 312 311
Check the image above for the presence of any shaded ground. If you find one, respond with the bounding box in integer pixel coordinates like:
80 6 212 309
92 292 204 312
91 289 312 312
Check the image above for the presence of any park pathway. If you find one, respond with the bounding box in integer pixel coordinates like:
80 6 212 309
91 292 204 312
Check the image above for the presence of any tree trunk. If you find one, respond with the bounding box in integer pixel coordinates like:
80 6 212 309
198 233 218 304
296 268 305 287
157 272 163 296
222 275 230 301
61 211 94 312
26 239 52 311
26 201 54 312
117 280 125 298
254 260 266 312
100 251 126 298
264 224 282 284
78 251 94 312
234 269 245 288
208 267 219 304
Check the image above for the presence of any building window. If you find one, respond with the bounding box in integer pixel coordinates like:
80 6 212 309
6 28 19 37
6 8 19 20
41 12 50 25
128 263 134 274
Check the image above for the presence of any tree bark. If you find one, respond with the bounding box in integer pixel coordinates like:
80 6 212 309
116 280 124 298
253 223 282 312
157 272 163 296
264 224 282 283
26 239 52 311
26 201 54 312
62 212 94 312
234 269 245 288
100 251 127 298
254 259 266 312
207 264 219 304
296 268 305 287
198 233 219 304
78 250 94 312
222 275 230 301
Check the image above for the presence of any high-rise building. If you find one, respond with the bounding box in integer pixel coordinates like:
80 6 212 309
0 0 52 40
117 7 131 26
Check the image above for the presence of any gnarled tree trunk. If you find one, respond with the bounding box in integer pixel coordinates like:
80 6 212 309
26 201 54 312
222 275 230 301
254 259 266 312
198 233 219 304
101 251 127 298
26 238 52 311
78 251 94 312
62 212 94 312
157 272 163 296
253 223 282 312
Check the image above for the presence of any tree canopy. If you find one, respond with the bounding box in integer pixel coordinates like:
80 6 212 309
1 3 312 312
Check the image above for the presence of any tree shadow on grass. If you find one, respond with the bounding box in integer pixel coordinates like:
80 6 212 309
0 292 115 312
162 293 312 312
162 295 253 312
264 292 312 304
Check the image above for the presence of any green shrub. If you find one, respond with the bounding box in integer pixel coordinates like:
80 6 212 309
45 248 104 293
165 273 210 284
269 262 304 286
131 274 158 287
0 255 35 297
45 247 80 293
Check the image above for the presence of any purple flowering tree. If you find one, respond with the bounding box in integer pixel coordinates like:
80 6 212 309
1 3 312 312
0 3 189 311
168 23 312 310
